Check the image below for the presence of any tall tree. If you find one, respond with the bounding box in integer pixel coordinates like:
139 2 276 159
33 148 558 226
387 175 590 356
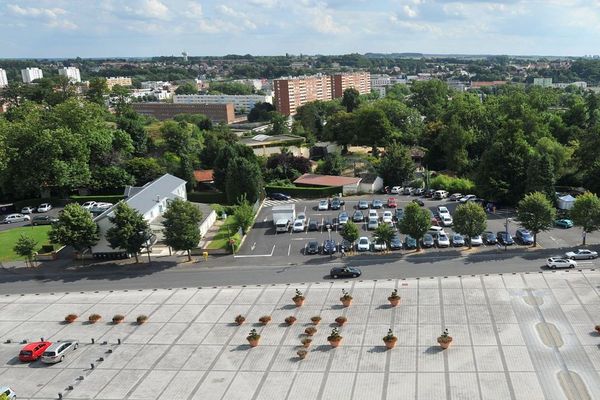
125 157 166 186
105 202 151 263
341 88 361 113
570 192 600 245
116 108 149 156
175 82 198 95
517 192 556 247
377 143 416 186
526 153 555 200
398 202 431 250
247 102 275 122
162 198 203 261
270 112 289 136
409 79 450 122
452 203 488 249
355 106 394 154
13 235 38 268
372 223 395 251
225 157 264 204
233 199 255 235
340 221 360 247
49 203 100 254
317 152 345 176
87 77 109 105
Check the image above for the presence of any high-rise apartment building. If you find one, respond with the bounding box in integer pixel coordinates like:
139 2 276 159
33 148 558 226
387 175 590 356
274 74 332 116
21 67 43 83
106 77 133 89
331 71 371 98
0 69 8 88
58 67 81 83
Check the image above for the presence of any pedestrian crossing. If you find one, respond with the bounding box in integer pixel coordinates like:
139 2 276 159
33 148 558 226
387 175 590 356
263 198 302 208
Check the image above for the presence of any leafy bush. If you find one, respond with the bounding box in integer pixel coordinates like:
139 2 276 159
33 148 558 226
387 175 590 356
430 174 476 193
187 191 227 204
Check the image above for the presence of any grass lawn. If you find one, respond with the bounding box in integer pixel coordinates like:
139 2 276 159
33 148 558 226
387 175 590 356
0 226 53 262
206 216 241 250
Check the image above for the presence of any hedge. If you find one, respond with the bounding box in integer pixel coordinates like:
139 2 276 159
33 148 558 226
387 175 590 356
70 195 125 204
429 175 476 194
265 185 342 198
187 191 228 204
12 197 69 210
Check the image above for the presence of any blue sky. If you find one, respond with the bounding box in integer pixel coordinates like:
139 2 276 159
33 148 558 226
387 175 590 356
1 0 599 58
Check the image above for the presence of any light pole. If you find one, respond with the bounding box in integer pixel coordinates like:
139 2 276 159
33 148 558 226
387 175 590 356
504 211 512 252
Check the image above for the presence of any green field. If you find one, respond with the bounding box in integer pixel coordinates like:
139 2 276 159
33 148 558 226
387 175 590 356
0 226 53 262
206 216 241 251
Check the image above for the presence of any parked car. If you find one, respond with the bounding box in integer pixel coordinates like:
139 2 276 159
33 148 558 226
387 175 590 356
387 197 397 208
308 220 320 231
358 200 369 210
41 340 78 364
412 199 425 207
437 206 450 216
269 193 291 200
0 387 16 400
451 234 465 247
413 188 425 196
546 257 576 269
390 235 402 250
31 215 59 226
436 233 450 248
390 186 403 194
292 219 305 233
421 233 435 248
449 193 463 201
357 237 370 252
352 210 364 222
371 199 383 209
82 201 97 210
403 187 414 195
339 240 352 252
404 235 417 250
37 203 52 213
21 206 36 214
323 239 337 255
459 195 476 203
19 341 52 362
482 231 497 245
323 218 333 230
368 209 378 220
433 190 449 200
424 189 436 198
330 266 362 279
338 212 349 225
469 235 483 246
395 208 404 221
565 249 598 260
297 212 306 222
382 211 393 224
428 226 446 236
318 200 329 211
515 228 534 245
440 215 453 227
1 213 31 224
496 231 514 246
330 198 342 210
555 219 574 229
372 241 387 252
306 240 320 255
367 217 379 230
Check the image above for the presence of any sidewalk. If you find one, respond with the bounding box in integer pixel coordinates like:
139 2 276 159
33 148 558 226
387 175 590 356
198 218 224 248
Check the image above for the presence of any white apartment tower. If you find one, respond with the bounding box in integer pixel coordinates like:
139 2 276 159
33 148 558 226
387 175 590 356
21 67 44 83
0 69 8 88
58 67 81 83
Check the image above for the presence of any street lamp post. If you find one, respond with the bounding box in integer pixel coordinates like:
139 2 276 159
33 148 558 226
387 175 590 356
504 212 512 252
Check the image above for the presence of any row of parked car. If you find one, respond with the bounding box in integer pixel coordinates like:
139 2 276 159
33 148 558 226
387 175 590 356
17 339 79 363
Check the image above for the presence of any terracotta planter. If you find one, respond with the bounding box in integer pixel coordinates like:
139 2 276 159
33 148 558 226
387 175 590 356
328 338 342 348
285 317 297 325
297 350 308 359
89 314 101 324
305 327 317 336
310 317 321 325
388 297 401 307
259 317 271 325
341 298 352 307
247 338 260 347
335 317 347 326
136 316 148 325
235 316 246 326
65 315 78 323
302 340 312 348
383 338 397 349
438 338 452 349
293 298 305 307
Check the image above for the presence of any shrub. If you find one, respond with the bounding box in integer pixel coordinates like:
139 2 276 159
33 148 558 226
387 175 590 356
430 174 476 194
112 314 125 324
301 337 312 347
136 315 148 324
305 327 317 336
285 316 297 325
235 315 246 325
65 314 78 323
89 314 102 323
259 315 272 325
310 316 322 325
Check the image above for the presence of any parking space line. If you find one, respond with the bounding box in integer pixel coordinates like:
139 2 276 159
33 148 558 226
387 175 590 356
288 244 291 256
234 244 276 258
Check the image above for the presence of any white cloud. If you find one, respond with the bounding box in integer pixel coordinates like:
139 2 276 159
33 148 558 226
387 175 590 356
137 0 169 19
7 4 66 19
46 19 78 30
403 4 418 17
216 4 242 17
185 2 203 17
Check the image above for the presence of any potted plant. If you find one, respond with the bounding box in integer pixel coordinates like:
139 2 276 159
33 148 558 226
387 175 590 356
259 315 272 325
297 349 308 359
136 315 148 325
247 328 261 347
388 289 401 307
595 325 600 334
340 289 353 307
89 314 101 324
234 315 246 325
437 328 453 349
335 316 347 326
327 327 343 348
382 329 398 349
310 316 322 325
305 327 317 336
301 337 312 348
64 314 78 323
292 289 305 307
285 316 297 325
112 314 125 324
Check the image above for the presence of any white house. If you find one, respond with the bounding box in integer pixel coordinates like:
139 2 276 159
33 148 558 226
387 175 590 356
90 174 187 258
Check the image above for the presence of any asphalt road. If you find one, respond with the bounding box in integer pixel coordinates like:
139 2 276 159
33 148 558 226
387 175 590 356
1 248 598 295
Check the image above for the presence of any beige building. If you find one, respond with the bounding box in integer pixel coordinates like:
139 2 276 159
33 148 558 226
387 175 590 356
131 103 235 124
274 74 332 116
106 76 133 89
331 71 371 98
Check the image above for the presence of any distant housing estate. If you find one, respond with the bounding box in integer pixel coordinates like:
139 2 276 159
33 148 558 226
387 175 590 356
131 102 235 124
21 67 43 83
58 67 81 83
106 76 132 89
173 94 272 113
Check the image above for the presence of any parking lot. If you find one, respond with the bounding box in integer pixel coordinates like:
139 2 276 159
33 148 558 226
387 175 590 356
0 206 62 232
238 194 600 260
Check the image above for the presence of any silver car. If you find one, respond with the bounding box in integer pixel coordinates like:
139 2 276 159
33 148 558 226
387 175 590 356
565 249 598 260
1 213 31 224
41 340 78 364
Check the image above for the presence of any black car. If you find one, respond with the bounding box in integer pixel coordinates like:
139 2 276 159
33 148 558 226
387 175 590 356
482 231 497 245
269 193 291 200
323 239 337 254
496 231 514 246
306 240 319 255
323 217 333 230
352 210 364 222
308 220 320 231
423 189 435 198
31 215 59 226
421 233 435 248
330 266 362 279
412 199 425 207
330 198 342 210
515 228 534 245
404 235 417 250
390 235 402 250
339 239 353 251
395 208 404 221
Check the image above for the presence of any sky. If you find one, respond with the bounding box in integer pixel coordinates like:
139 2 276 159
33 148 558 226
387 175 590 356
1 0 600 58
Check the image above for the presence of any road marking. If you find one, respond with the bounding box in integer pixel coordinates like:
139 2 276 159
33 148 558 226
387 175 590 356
251 242 256 251
291 238 309 241
263 217 267 222
233 245 275 258
287 244 291 256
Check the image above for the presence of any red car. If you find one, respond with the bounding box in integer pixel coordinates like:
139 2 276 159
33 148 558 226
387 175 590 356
19 341 52 362
387 197 397 208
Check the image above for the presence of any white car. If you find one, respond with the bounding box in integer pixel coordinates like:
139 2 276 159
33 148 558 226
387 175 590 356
21 206 36 214
292 219 305 233
565 249 598 260
428 226 446 235
41 340 78 364
0 386 16 400
437 206 450 217
382 211 393 224
449 193 463 201
372 241 387 251
459 195 476 203
367 217 379 230
297 212 306 222
391 186 403 194
81 201 97 209
441 215 453 227
37 203 52 213
318 200 329 211
368 209 378 220
1 213 31 224
469 235 483 246
95 202 113 209
546 257 577 269
436 233 450 247
357 237 370 252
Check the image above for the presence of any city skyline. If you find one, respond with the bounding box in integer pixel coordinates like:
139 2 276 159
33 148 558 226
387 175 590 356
1 0 600 58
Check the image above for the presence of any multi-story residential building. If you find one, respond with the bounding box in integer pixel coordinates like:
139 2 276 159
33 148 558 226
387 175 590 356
0 68 8 88
106 76 133 89
331 71 371 98
58 67 81 83
173 94 272 114
21 67 43 83
274 74 332 116
533 77 553 88
371 74 391 88
141 81 171 90
131 103 235 124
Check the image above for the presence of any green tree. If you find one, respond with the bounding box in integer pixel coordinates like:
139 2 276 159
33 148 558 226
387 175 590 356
452 203 488 249
105 202 151 263
354 106 394 154
317 152 345 176
526 153 555 200
248 102 275 122
174 113 212 130
162 198 203 261
225 157 264 204
270 112 289 135
377 143 416 186
341 88 361 112
233 199 255 235
175 82 198 95
372 223 395 251
409 80 450 122
86 77 109 105
517 192 556 247
398 202 431 250
570 192 600 245
340 221 360 247
125 157 167 185
13 235 38 267
116 108 149 155
49 203 100 253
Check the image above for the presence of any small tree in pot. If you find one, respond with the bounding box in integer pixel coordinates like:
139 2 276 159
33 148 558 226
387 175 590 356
259 315 272 325
297 349 308 360
382 329 398 349
340 289 353 307
310 316 322 325
235 315 246 325
335 316 347 326
285 316 297 325
388 289 401 307
327 327 343 348
437 328 453 349
89 314 102 323
301 337 312 348
305 327 317 336
292 289 305 307
595 324 600 334
247 328 261 347
65 314 78 323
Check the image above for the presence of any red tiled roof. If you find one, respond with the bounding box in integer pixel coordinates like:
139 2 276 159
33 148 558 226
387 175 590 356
294 174 361 187
194 169 214 183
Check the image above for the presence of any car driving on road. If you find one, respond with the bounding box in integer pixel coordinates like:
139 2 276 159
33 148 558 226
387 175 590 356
546 257 577 269
565 249 598 260
330 266 362 279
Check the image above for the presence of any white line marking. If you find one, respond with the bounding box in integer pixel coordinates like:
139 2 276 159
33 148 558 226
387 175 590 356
251 242 256 251
234 245 275 258
287 244 291 256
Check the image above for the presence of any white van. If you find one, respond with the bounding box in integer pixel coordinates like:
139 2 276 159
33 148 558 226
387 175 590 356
433 190 449 200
